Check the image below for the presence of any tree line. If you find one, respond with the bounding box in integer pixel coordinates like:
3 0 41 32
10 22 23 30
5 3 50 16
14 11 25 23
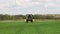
0 14 60 20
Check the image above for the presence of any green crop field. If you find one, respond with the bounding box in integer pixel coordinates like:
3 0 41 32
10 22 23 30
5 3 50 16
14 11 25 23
0 20 60 34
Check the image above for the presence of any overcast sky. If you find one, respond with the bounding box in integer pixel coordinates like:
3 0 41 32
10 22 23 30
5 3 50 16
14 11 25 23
0 0 60 15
